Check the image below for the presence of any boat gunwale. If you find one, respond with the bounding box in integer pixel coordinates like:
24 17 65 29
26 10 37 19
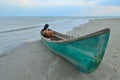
40 28 110 43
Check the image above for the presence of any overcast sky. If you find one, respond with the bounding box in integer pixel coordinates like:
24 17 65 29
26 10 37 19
0 0 120 16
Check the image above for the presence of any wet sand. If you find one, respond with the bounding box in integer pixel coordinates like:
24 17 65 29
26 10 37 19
0 18 120 80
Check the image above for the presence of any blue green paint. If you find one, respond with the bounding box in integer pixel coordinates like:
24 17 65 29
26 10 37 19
42 32 110 73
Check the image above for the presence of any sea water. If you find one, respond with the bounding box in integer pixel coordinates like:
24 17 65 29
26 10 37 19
0 17 96 54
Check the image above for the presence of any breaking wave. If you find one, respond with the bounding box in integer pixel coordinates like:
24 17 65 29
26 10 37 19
0 26 41 34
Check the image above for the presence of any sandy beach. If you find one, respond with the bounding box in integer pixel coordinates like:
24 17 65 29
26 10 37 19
0 18 120 80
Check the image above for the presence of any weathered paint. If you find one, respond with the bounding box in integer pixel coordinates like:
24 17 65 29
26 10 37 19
41 29 110 73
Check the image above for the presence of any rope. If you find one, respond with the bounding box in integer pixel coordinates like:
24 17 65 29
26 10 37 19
68 44 117 71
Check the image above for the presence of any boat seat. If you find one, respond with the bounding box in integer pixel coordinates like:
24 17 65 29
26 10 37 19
54 34 66 40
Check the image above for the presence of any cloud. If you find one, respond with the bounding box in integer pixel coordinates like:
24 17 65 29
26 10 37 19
0 0 100 8
99 0 120 6
0 0 120 16
89 6 120 16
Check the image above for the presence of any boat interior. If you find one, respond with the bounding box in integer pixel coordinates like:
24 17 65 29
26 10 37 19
41 28 110 41
41 29 74 41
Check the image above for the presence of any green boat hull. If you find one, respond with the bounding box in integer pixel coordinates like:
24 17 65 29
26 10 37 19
41 29 110 73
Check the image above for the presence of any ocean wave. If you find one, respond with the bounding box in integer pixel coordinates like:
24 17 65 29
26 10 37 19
0 26 41 34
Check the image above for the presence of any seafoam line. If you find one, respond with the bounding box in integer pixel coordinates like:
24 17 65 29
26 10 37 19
0 26 41 34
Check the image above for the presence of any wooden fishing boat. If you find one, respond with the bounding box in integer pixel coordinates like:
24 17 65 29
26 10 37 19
40 28 110 73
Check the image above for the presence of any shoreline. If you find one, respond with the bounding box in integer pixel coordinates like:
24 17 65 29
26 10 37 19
0 18 120 80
